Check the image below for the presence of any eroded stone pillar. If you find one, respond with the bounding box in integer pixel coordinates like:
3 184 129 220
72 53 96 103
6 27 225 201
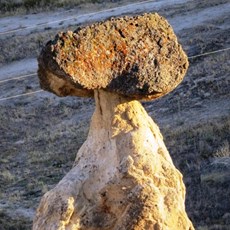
33 13 194 230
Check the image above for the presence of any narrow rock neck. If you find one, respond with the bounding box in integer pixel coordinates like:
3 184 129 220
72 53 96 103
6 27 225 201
91 90 150 138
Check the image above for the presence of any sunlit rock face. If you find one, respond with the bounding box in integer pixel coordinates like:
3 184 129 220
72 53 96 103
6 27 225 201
33 90 194 230
38 13 188 100
34 12 193 230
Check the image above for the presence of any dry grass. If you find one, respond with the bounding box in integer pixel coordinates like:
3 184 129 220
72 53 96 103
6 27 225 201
197 226 230 230
0 0 139 16
214 141 230 158
0 211 32 230
160 117 230 228
0 0 105 16
0 97 93 209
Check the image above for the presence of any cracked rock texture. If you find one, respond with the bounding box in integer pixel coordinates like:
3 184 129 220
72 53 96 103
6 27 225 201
33 90 194 230
38 13 188 100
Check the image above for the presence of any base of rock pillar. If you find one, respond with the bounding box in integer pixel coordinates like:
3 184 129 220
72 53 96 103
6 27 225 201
33 90 194 230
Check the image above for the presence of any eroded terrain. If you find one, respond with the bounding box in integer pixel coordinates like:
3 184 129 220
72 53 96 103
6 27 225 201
0 0 229 229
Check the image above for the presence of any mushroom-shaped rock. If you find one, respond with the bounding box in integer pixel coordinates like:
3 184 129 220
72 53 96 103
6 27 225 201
38 13 188 100
34 13 194 230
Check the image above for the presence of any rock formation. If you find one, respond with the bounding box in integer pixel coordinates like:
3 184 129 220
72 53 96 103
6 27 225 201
38 13 188 100
33 13 194 230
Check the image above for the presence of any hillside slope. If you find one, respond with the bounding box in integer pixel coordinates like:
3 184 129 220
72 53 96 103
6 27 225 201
0 0 229 229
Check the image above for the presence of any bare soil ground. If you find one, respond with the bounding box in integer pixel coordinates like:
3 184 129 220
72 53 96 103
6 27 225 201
0 0 229 229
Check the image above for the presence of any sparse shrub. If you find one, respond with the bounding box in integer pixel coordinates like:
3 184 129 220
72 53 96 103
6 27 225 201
0 0 123 15
23 0 55 9
214 140 230 158
0 0 22 13
0 211 32 230
0 170 15 183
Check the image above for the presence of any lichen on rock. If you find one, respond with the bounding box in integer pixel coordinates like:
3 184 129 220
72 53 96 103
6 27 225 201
38 13 188 100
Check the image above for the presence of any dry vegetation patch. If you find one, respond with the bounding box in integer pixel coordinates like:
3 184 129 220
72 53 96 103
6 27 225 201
0 0 132 16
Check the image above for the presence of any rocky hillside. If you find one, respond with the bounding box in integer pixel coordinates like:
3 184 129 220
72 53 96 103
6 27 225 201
0 0 229 229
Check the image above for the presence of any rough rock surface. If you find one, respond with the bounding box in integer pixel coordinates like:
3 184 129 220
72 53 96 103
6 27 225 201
33 90 194 230
38 13 188 100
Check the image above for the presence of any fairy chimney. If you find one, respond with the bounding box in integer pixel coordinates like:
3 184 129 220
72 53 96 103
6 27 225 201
33 13 194 230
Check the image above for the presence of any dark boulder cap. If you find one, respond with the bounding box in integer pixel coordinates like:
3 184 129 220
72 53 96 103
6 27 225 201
38 13 189 100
